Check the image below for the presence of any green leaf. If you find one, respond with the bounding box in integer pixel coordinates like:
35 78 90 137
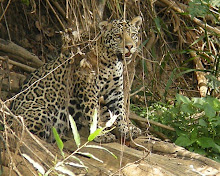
52 127 64 157
154 17 161 33
189 35 205 47
188 0 209 18
199 119 207 127
206 74 220 91
193 148 207 155
213 118 220 127
192 97 205 109
204 103 216 118
175 128 187 137
175 136 194 147
69 115 80 148
197 137 219 151
21 0 30 6
176 94 191 104
86 145 117 159
180 104 194 114
191 128 197 140
164 69 177 99
88 128 103 141
212 98 220 111
206 97 220 111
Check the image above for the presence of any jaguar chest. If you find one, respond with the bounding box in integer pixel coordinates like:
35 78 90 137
96 59 123 95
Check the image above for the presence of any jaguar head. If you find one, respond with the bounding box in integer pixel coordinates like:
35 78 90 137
99 16 142 61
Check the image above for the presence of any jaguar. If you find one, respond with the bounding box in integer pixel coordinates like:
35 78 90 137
10 16 142 142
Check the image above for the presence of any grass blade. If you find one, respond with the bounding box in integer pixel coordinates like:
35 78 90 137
85 145 117 159
105 110 117 128
70 155 88 172
88 128 103 142
77 152 103 163
90 108 98 134
52 127 64 157
69 115 80 148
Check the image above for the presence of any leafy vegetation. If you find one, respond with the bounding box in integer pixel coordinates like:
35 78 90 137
44 111 117 175
130 0 219 163
131 94 220 162
189 0 220 18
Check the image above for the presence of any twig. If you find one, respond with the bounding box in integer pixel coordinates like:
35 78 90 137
0 99 56 160
96 0 107 22
1 103 23 175
148 126 170 140
0 0 12 23
0 56 35 72
0 38 43 67
129 112 175 131
51 1 66 18
130 86 145 97
51 1 72 24
145 30 156 50
46 0 65 30
192 17 220 35
159 0 220 35
1 2 11 41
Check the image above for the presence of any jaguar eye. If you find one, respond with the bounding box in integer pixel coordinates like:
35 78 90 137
116 34 122 39
131 33 136 38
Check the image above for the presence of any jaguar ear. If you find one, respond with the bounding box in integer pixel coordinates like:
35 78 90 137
99 21 112 31
131 16 142 28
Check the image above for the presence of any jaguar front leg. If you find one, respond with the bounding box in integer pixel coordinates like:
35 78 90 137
80 93 117 143
69 75 116 143
102 76 141 140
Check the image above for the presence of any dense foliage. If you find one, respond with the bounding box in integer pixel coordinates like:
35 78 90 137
132 94 220 162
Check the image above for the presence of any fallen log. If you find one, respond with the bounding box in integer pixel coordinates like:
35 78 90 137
0 39 43 68
0 56 35 73
1 131 219 176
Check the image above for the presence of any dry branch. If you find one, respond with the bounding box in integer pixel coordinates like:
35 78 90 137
46 0 65 30
0 56 35 72
129 112 175 131
50 1 72 24
158 0 220 35
96 0 107 21
186 29 209 97
51 1 66 19
0 39 43 67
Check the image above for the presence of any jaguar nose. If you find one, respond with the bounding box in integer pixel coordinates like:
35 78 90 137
125 45 133 51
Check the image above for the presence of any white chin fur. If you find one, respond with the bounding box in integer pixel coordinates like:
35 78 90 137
119 48 136 55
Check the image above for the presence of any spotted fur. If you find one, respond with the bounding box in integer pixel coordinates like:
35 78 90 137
10 16 142 142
